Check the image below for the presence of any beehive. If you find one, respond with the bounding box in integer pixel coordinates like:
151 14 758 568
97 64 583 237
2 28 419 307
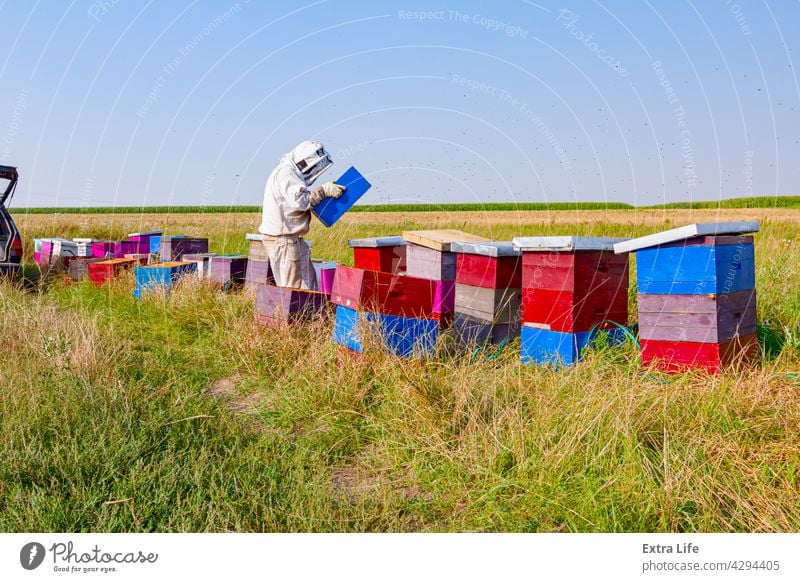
330 265 438 358
254 284 330 325
348 236 407 273
208 255 248 288
451 241 522 345
614 222 759 373
513 236 629 366
159 236 209 262
87 258 140 286
183 253 218 278
133 261 196 299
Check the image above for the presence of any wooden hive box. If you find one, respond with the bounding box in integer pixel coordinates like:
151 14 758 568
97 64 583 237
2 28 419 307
245 259 274 289
404 244 458 281
68 257 104 281
514 236 629 333
349 236 407 274
616 222 760 374
133 261 196 299
159 236 209 262
254 284 330 324
453 284 521 324
521 326 627 367
633 235 755 295
90 241 116 259
453 312 520 346
452 241 521 289
330 265 436 319
640 334 758 374
114 240 150 258
208 255 248 287
312 259 337 295
331 305 438 358
88 258 140 286
637 289 757 343
182 253 218 278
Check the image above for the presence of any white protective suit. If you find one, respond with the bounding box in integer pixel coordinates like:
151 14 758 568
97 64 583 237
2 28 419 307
258 141 342 289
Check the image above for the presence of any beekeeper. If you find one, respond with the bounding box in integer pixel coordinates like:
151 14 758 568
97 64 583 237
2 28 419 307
258 140 345 289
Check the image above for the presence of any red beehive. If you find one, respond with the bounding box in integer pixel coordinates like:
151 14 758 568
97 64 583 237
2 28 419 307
513 237 629 333
453 241 522 289
348 236 407 274
87 258 141 286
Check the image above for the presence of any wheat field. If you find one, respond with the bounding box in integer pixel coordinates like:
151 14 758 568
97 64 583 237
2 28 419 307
1 210 798 532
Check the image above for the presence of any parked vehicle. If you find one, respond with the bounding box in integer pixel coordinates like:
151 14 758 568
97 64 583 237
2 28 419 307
0 165 22 277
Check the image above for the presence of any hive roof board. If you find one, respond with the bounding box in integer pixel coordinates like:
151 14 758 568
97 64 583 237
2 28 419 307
348 236 406 248
612 222 760 254
128 230 162 237
402 229 490 252
450 241 520 257
512 236 627 252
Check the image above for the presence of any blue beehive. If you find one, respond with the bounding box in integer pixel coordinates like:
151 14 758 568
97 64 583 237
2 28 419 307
520 327 626 367
332 305 438 358
312 166 371 227
134 261 196 299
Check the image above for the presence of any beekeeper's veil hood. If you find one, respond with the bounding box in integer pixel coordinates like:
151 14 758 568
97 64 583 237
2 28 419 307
282 140 333 186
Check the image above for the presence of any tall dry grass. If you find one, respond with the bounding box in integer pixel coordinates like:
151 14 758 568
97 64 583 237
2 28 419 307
0 211 798 532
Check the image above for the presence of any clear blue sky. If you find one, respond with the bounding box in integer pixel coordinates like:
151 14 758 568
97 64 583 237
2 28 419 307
0 0 798 207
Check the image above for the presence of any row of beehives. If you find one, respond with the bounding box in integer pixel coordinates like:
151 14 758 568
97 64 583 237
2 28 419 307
253 222 761 374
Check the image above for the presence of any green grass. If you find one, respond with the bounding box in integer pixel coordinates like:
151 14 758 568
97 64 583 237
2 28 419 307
1 214 799 532
652 196 800 209
9 195 800 214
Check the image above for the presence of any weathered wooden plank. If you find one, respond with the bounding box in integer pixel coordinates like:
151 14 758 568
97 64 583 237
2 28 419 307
454 284 521 324
613 222 759 254
402 230 489 252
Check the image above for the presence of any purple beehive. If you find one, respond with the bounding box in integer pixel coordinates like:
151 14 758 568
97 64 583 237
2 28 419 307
159 236 209 262
208 255 248 287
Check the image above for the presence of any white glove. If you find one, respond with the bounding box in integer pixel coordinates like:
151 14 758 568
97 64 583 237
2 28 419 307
310 181 345 206
322 181 345 199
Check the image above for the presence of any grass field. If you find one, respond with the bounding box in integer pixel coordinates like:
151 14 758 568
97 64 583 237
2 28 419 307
1 209 799 532
8 194 800 215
